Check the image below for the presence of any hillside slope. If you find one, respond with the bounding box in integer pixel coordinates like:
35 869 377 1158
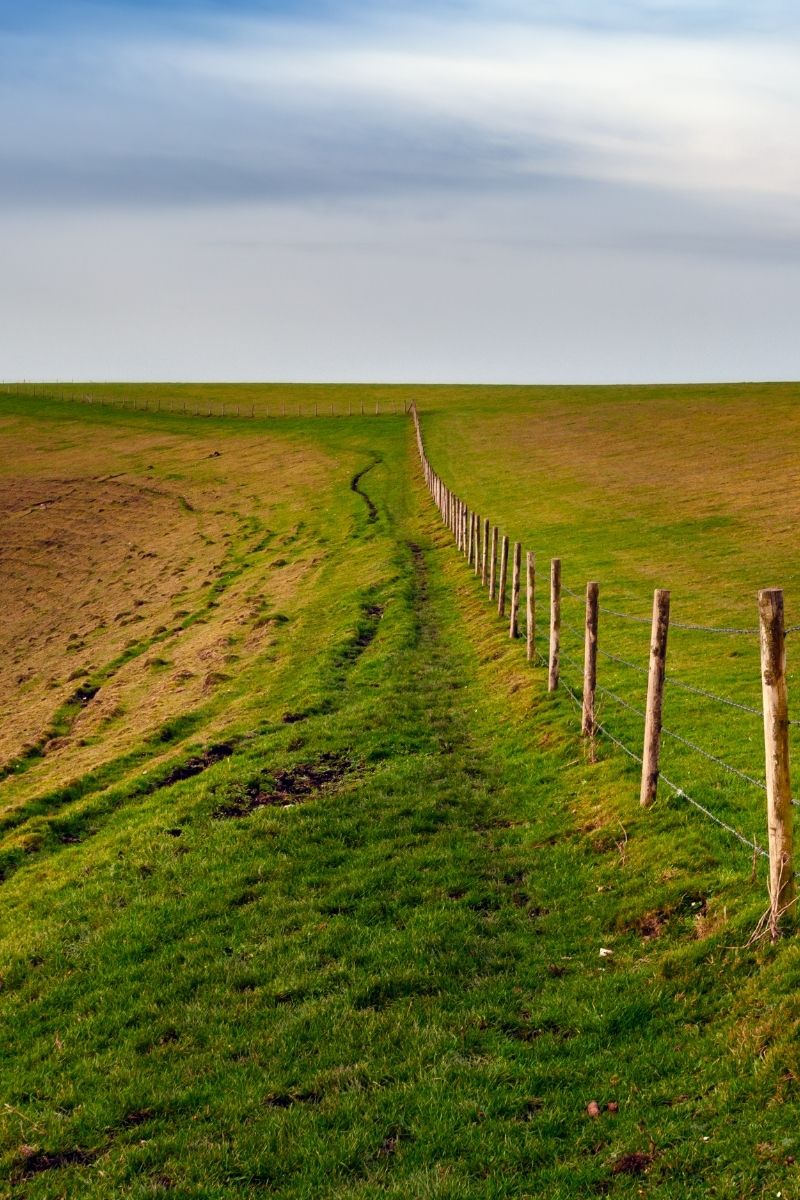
1 394 799 1199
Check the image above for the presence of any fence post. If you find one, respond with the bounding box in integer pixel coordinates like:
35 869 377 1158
582 582 599 736
489 527 499 600
474 515 481 576
509 542 521 638
497 535 509 618
640 589 670 807
467 512 474 566
482 518 489 587
548 559 561 692
758 588 795 930
526 552 535 663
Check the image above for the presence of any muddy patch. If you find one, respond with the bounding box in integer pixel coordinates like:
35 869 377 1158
350 461 379 524
212 752 351 818
155 741 236 790
611 1150 655 1176
15 1146 100 1179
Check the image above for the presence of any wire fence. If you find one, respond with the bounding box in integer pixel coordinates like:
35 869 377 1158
0 383 411 420
410 402 797 924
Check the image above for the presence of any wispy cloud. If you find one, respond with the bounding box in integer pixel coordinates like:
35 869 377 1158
1 1 799 213
1 0 798 380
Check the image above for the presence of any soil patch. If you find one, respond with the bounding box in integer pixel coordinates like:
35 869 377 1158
212 752 351 818
16 1146 100 1179
350 461 379 523
156 742 236 790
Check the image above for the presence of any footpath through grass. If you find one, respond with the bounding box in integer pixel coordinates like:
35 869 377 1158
1 394 800 1198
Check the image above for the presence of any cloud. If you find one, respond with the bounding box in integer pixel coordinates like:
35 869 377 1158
1 2 799 218
1 0 799 381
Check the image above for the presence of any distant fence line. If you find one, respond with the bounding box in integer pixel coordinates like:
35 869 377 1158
0 383 412 419
410 403 796 939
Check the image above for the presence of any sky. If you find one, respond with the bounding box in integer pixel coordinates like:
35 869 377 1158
1 0 799 382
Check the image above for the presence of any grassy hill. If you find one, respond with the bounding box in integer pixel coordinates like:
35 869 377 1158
2 387 800 1198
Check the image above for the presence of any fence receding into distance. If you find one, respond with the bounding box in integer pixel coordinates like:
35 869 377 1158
411 403 796 938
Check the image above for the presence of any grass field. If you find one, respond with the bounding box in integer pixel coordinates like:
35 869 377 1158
2 386 800 1198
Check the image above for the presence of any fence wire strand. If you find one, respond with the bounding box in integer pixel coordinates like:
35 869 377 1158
659 774 768 858
660 725 767 792
663 675 763 717
415 418 786 870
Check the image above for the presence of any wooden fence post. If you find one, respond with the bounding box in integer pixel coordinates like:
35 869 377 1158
474 515 481 576
489 527 499 601
640 589 670 807
497 535 509 618
548 558 561 692
482 518 489 587
509 542 521 638
526 552 535 662
467 512 475 566
582 582 599 736
758 588 795 930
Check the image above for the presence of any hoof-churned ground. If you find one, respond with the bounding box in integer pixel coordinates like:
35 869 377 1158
1 389 800 1199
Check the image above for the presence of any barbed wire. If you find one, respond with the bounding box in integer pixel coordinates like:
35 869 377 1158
596 646 650 676
560 668 768 859
595 683 647 720
561 580 800 638
558 673 644 764
660 725 767 792
596 603 652 625
663 676 762 717
659 773 767 858
670 619 760 635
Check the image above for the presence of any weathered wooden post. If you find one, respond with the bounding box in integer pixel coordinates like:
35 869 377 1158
497 535 509 618
489 527 499 600
474 515 481 576
482 518 489 587
509 542 521 638
526 551 535 662
582 582 599 737
467 512 475 566
758 588 795 930
640 589 670 807
548 559 561 692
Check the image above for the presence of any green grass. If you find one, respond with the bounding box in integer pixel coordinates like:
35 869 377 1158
1 388 800 1198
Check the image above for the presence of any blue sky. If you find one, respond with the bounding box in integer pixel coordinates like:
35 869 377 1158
1 0 799 381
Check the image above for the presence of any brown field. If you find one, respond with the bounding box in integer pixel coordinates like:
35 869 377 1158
0 405 333 810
